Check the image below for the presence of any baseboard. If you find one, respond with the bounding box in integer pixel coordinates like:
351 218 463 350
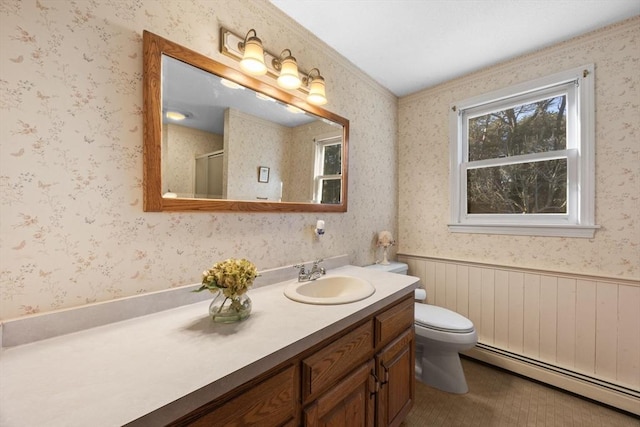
464 344 640 416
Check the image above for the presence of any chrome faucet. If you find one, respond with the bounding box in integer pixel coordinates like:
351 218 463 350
294 259 326 282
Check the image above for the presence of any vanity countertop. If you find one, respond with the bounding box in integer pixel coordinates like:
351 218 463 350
0 265 418 427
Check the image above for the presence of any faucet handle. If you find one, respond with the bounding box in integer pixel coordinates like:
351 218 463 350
294 263 306 273
312 259 326 275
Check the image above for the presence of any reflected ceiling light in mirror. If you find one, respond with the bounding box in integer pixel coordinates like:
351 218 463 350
165 111 187 121
273 49 301 90
220 78 243 89
304 69 327 106
285 105 304 114
238 29 267 75
256 92 276 102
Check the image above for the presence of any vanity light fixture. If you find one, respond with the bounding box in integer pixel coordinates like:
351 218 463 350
304 68 327 106
238 29 267 75
273 49 302 90
220 27 329 105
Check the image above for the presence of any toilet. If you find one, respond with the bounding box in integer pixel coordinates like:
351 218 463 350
366 262 477 394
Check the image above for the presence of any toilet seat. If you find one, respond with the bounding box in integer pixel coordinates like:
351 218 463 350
414 303 474 333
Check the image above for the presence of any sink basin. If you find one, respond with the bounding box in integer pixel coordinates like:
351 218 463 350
284 275 375 305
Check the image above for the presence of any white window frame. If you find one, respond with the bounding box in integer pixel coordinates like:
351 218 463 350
312 133 342 204
449 64 598 238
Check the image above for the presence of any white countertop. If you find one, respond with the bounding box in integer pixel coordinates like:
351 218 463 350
0 265 418 427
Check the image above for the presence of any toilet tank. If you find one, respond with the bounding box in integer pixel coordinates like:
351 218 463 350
364 262 408 275
365 262 426 300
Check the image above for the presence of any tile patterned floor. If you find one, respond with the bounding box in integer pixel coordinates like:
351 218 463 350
403 358 640 426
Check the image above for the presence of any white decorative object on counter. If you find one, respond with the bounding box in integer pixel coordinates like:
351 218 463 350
376 230 395 265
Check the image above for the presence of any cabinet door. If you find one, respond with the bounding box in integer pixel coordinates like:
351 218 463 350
304 360 375 427
375 328 414 427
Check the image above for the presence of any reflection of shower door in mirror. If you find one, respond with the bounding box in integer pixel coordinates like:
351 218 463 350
195 151 224 199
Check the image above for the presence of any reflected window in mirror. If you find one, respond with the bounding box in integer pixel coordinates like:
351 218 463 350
313 134 342 204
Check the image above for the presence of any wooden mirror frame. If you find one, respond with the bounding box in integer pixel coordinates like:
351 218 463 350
143 30 349 212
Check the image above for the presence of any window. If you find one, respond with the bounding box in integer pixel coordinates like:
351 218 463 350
449 64 598 238
313 134 342 204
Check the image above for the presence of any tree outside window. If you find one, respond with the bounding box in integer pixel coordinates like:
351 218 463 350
314 136 342 204
467 95 567 214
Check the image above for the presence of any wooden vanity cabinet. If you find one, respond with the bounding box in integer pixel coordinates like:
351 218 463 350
170 294 414 427
170 364 299 427
302 295 415 427
375 328 415 427
304 360 376 426
374 296 416 427
301 321 375 403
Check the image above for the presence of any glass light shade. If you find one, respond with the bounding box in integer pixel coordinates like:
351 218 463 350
307 76 327 105
277 57 302 89
240 37 267 75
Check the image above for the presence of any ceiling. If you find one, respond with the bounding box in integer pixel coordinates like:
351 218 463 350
270 0 640 97
163 55 317 134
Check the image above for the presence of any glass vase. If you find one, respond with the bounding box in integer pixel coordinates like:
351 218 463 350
208 291 252 323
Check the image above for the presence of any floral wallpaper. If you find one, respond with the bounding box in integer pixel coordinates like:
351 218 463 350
226 109 287 201
0 0 399 320
398 17 639 279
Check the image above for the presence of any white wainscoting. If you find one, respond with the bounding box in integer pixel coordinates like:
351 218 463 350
398 254 640 415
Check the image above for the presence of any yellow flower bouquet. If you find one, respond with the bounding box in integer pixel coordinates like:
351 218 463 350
195 258 259 322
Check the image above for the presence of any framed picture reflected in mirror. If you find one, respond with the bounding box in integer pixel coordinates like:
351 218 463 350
258 166 270 183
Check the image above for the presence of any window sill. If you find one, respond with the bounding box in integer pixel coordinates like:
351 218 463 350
448 223 599 238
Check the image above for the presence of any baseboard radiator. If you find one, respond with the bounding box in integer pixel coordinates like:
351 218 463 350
464 344 640 416
397 254 640 416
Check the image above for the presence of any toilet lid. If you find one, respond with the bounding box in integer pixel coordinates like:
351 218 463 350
414 303 475 333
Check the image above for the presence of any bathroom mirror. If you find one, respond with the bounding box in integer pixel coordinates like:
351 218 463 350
143 30 349 212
